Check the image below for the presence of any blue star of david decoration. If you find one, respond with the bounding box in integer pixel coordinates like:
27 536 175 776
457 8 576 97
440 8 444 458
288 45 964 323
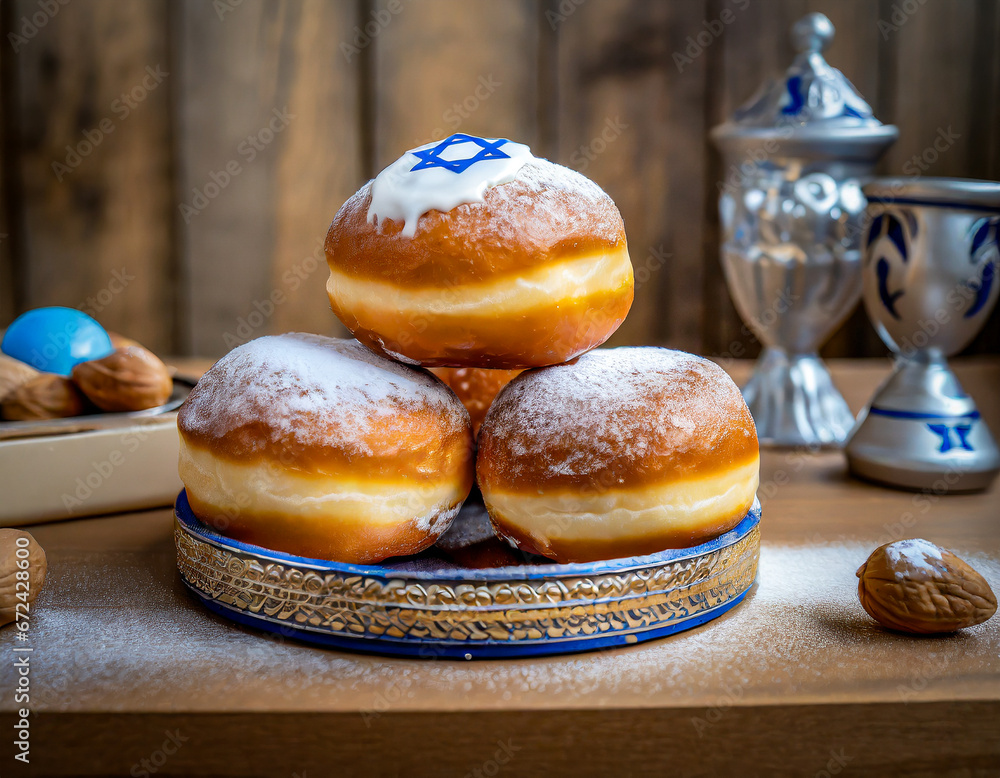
926 422 975 453
409 134 511 174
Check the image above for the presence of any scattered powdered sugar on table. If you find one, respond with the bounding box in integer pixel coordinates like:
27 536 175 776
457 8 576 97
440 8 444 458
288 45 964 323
180 333 466 454
29 540 1000 714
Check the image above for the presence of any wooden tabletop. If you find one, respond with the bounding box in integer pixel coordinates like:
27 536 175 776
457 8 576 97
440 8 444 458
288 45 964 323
3 358 999 777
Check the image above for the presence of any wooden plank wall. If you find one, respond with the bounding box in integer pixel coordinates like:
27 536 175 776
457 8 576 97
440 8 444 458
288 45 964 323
1 0 998 359
2 0 174 351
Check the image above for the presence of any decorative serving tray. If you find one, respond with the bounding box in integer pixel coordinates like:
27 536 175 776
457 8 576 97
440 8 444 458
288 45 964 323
0 378 195 525
175 490 760 658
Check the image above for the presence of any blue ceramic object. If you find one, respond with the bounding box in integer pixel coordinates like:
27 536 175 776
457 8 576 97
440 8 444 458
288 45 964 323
847 178 1000 491
174 491 761 659
1 307 114 375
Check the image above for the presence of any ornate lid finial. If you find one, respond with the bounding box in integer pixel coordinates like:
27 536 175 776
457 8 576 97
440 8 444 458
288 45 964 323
710 11 900 160
791 12 834 55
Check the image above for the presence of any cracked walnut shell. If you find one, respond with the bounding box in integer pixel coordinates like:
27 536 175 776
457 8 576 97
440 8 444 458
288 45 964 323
857 538 997 634
71 346 172 412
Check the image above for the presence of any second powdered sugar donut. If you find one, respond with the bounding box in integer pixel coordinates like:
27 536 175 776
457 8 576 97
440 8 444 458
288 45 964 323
177 333 474 563
477 347 760 563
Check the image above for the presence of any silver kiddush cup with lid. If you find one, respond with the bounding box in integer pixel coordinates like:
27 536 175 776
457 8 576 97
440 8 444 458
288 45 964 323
711 13 898 447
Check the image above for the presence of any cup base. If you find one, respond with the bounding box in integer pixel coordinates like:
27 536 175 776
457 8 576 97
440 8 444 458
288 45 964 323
847 457 998 493
741 347 854 448
845 358 1000 493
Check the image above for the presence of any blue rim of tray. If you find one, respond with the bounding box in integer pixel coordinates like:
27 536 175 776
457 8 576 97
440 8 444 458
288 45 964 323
175 490 761 658
191 587 754 659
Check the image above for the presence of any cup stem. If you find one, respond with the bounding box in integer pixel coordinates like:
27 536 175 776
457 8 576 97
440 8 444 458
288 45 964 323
741 346 854 448
845 356 1000 491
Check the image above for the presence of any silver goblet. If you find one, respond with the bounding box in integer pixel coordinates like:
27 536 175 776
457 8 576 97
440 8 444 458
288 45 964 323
718 167 874 448
846 178 1000 491
711 12 897 447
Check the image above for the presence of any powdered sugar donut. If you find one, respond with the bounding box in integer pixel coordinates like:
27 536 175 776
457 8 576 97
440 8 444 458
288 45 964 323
177 334 474 563
477 347 760 563
324 134 634 369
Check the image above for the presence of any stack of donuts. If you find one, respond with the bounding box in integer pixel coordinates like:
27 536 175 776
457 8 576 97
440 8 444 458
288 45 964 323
178 134 759 565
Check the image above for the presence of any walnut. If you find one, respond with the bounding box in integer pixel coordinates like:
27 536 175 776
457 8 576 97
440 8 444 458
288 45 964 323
1 374 89 420
0 528 47 628
71 346 173 412
857 538 997 634
0 354 39 402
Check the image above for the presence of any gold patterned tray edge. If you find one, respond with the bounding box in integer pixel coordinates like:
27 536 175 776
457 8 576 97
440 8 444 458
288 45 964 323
174 494 760 653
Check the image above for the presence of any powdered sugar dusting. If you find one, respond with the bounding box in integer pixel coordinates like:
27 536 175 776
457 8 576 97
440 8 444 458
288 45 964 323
474 159 621 245
514 158 615 205
180 333 468 455
414 499 462 534
884 538 948 579
481 347 753 482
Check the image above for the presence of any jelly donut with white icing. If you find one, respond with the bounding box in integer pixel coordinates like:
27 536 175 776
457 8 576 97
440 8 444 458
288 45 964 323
324 134 634 369
177 333 474 563
477 347 760 563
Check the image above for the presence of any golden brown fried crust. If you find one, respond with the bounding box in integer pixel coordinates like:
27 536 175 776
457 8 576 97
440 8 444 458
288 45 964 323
476 352 759 492
429 367 523 436
179 401 474 483
334 281 632 369
186 492 460 564
176 337 475 482
324 161 626 287
176 334 475 564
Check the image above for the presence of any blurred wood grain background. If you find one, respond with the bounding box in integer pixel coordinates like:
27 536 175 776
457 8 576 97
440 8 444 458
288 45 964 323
1 0 998 359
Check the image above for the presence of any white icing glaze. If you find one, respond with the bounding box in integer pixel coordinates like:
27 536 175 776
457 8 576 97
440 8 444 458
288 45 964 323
367 134 535 237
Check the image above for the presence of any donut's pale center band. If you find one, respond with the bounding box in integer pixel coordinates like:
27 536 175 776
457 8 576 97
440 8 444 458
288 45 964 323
484 459 760 542
327 247 633 317
178 439 464 529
